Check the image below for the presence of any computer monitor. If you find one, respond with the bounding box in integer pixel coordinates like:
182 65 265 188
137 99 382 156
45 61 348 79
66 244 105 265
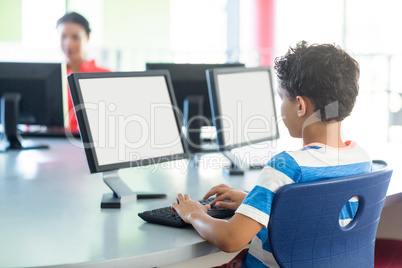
206 66 279 174
146 63 245 153
0 62 67 151
67 70 189 208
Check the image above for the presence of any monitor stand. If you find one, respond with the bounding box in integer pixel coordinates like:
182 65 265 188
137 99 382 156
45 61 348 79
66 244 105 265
183 95 204 153
222 151 245 176
0 93 48 152
101 170 167 209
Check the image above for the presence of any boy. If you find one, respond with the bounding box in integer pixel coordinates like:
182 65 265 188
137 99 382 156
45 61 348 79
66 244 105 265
172 41 372 267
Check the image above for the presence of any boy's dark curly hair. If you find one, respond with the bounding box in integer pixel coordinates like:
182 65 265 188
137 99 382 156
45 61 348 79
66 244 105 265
274 41 360 122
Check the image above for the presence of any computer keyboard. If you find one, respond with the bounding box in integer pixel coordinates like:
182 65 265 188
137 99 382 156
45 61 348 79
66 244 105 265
138 197 235 228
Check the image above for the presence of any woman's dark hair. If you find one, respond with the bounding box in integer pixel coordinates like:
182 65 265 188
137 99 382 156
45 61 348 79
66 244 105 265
274 41 360 122
57 12 91 35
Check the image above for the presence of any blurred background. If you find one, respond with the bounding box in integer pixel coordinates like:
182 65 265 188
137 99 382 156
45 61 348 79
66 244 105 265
1 0 401 149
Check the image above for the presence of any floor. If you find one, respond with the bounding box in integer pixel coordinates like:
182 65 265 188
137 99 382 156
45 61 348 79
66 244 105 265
376 197 402 240
375 197 402 267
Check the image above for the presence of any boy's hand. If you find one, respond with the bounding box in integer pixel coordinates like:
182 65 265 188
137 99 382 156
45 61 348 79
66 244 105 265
203 184 247 211
172 193 210 223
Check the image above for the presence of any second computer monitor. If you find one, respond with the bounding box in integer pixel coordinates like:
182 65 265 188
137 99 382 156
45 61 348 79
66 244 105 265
206 66 279 150
0 62 67 150
0 62 66 127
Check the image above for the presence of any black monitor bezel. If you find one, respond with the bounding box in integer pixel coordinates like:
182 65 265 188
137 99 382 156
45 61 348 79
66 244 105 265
145 62 245 124
206 66 280 151
0 61 67 127
67 71 189 174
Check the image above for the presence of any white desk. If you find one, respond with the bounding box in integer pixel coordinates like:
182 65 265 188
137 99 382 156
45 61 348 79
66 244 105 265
363 141 402 206
0 138 400 267
0 138 261 267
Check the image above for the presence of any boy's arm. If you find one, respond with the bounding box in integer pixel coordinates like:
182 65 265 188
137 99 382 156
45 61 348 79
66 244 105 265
172 193 263 253
189 212 263 253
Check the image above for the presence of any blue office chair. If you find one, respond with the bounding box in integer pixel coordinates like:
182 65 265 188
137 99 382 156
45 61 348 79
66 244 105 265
268 163 392 268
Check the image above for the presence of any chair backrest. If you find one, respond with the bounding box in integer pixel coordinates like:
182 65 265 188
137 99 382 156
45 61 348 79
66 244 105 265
268 168 392 268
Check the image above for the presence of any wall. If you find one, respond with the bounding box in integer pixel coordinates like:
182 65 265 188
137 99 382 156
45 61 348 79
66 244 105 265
0 0 22 41
103 0 169 49
102 0 170 70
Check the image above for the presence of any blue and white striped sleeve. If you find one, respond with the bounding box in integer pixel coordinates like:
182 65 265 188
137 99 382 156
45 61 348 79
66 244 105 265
236 152 302 226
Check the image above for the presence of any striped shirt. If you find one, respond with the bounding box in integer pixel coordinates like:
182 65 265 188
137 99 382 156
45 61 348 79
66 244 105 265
236 141 372 268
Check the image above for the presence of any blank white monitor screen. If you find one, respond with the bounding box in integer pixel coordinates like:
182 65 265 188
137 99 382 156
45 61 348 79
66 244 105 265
77 75 185 167
213 68 278 148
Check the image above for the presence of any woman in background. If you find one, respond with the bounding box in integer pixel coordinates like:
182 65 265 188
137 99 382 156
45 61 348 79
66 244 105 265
57 12 110 133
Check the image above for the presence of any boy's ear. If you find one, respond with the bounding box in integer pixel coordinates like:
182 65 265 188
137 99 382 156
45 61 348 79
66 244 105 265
296 96 308 117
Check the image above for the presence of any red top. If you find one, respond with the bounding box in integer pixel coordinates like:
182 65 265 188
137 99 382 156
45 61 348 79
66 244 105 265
67 60 110 133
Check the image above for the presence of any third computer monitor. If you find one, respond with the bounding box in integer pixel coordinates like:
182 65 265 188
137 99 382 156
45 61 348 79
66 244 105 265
206 66 279 151
145 63 245 124
146 63 245 153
